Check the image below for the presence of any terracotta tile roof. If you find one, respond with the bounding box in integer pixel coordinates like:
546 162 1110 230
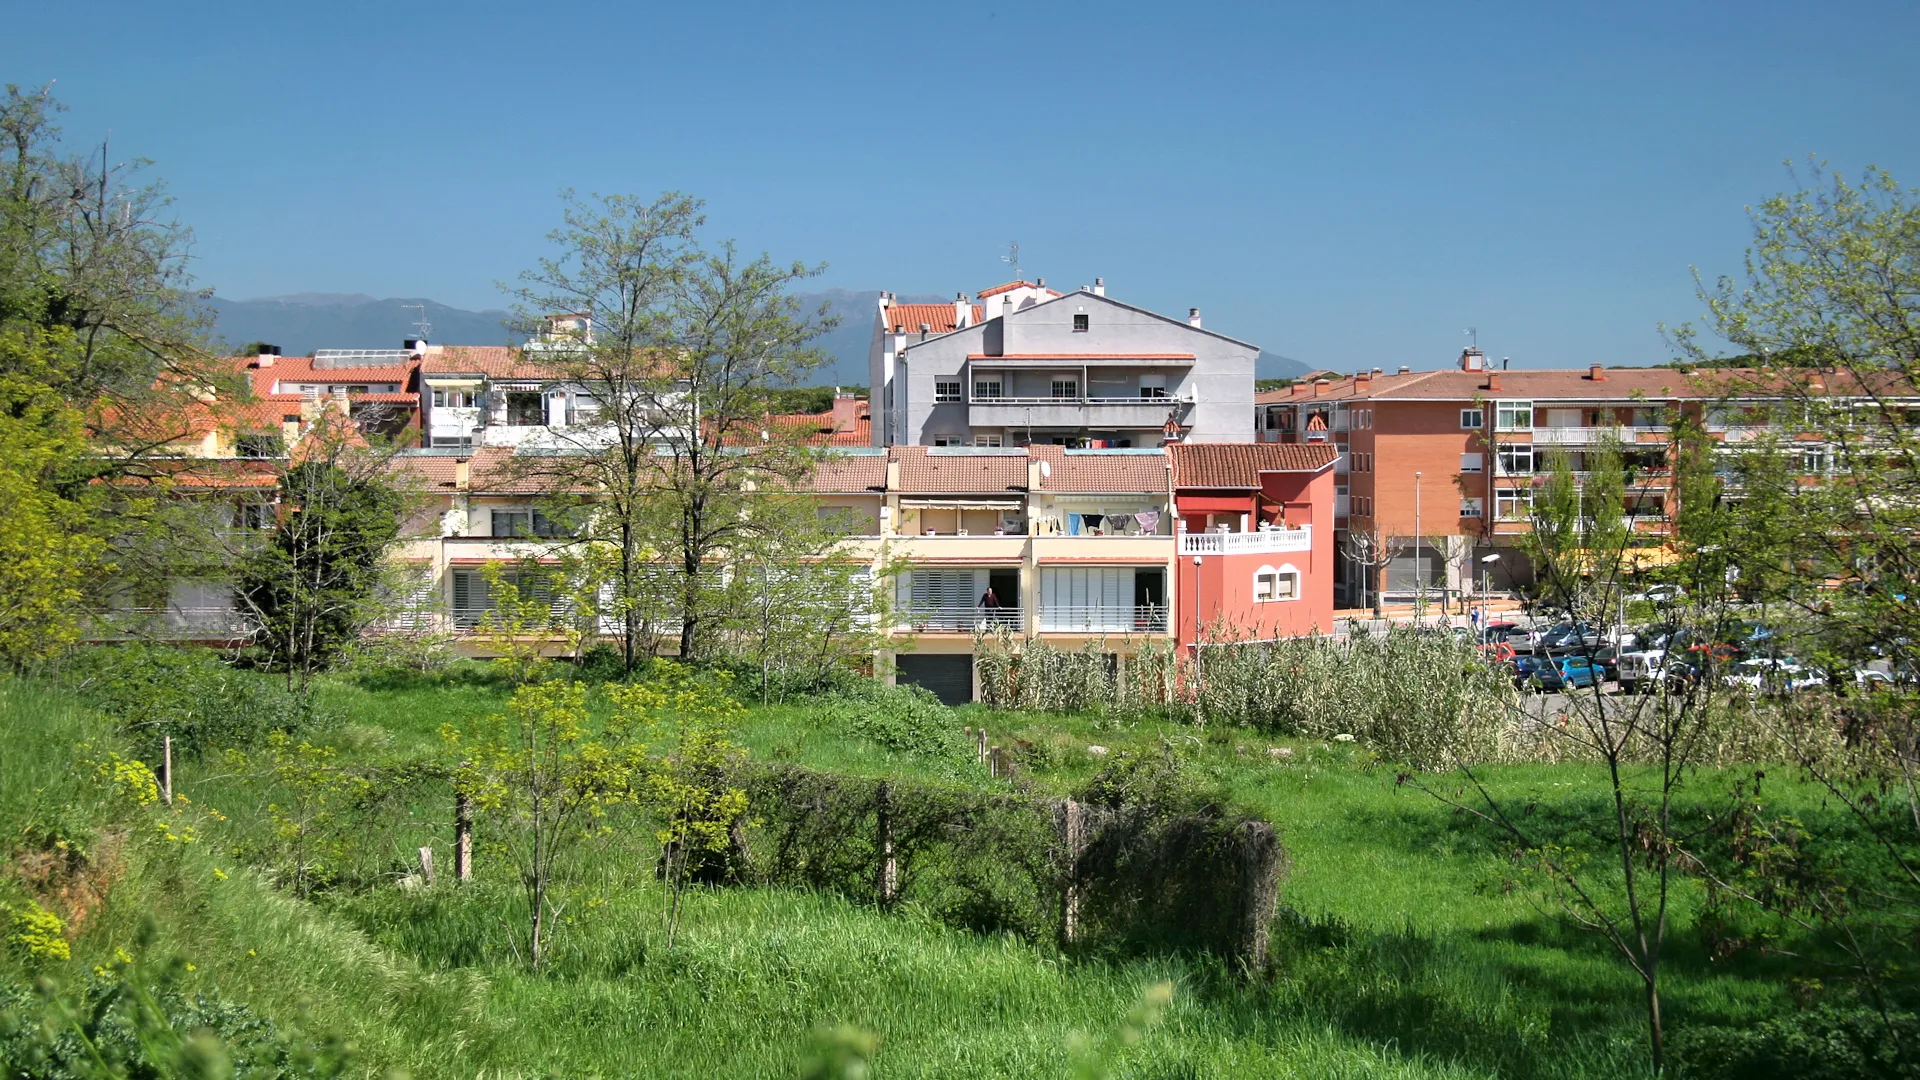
387 447 561 494
1170 443 1339 488
1253 365 1918 404
976 280 1063 300
422 346 565 380
1028 445 1170 493
764 407 873 447
889 446 1029 494
882 303 985 334
809 454 889 493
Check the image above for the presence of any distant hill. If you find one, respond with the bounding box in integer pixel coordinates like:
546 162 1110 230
209 294 520 356
210 290 1313 385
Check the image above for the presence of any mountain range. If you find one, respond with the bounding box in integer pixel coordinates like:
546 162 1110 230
209 291 1310 385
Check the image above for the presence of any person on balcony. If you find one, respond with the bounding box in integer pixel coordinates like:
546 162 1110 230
979 587 1002 611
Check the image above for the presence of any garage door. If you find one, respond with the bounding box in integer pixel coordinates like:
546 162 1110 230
895 654 974 706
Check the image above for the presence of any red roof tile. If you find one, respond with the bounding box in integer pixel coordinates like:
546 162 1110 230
883 303 985 334
809 454 889 493
1027 445 1171 493
976 280 1063 300
889 446 1029 494
1170 443 1339 488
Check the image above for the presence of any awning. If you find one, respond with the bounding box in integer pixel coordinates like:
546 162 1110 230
900 499 1023 510
424 375 483 386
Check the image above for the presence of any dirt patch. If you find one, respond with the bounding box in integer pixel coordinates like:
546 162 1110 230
10 830 127 938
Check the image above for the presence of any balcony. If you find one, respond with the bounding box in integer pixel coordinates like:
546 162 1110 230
1038 603 1168 634
1179 525 1312 556
102 607 257 638
968 395 1192 429
895 605 1023 633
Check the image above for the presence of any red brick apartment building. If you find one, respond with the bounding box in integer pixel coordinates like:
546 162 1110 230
1258 349 1723 607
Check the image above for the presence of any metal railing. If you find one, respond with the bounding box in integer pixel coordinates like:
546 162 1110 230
1179 525 1312 555
969 394 1193 406
1038 604 1168 633
99 608 257 637
895 605 1022 632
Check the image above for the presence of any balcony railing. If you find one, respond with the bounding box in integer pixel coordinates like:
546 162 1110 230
895 604 1022 632
969 394 1193 406
102 607 257 637
1038 604 1168 634
1531 425 1669 445
1179 525 1312 556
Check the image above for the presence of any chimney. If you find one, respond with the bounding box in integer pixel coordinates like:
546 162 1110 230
1397 365 1411 375
1460 348 1486 372
1356 370 1372 389
1312 377 1329 396
953 292 970 330
1093 277 1105 297
1035 277 1045 289
879 293 891 309
919 322 931 342
1588 363 1606 381
884 457 901 491
1291 381 1307 397
831 390 861 431
1001 295 1013 318
255 344 280 368
453 457 471 490
1188 307 1203 328
1486 372 1502 392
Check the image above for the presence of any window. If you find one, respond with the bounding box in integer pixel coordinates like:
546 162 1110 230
1460 452 1483 473
505 391 545 426
237 501 275 530
931 435 966 447
1494 401 1534 431
432 388 470 408
237 434 282 459
1138 373 1167 399
974 433 1002 447
1254 564 1301 602
1460 497 1484 518
1495 491 1533 520
1496 445 1534 475
491 509 569 539
934 380 962 403
1460 408 1484 429
816 506 865 534
1050 377 1079 400
1802 449 1830 475
1072 313 1090 332
430 435 474 450
973 377 1002 400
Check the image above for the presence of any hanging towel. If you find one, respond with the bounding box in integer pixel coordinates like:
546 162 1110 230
1083 514 1104 532
1108 513 1134 534
1067 513 1082 536
1135 510 1160 534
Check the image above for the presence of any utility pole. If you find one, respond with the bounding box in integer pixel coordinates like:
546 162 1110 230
1414 471 1424 623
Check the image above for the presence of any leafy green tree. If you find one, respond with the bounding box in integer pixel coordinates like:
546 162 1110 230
234 420 409 690
503 190 837 667
0 346 105 668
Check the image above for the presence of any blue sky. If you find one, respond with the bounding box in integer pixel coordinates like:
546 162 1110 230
8 0 1917 370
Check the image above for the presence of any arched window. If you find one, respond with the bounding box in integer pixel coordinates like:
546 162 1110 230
1254 563 1301 603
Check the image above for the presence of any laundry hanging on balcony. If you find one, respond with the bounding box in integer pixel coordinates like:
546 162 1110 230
1135 510 1160 534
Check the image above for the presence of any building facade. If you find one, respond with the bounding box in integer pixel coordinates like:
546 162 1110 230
870 280 1256 450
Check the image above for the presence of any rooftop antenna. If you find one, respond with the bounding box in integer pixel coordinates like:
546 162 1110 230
1463 327 1478 349
1001 241 1021 281
402 302 432 340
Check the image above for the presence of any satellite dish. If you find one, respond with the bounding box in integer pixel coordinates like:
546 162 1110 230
1039 461 1052 478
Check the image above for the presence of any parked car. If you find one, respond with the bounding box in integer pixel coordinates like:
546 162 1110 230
1514 655 1602 693
1854 668 1896 691
1532 622 1599 653
1629 585 1687 604
1588 646 1621 684
1619 651 1705 694
1724 658 1826 695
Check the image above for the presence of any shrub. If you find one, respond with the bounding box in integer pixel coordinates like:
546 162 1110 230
816 679 969 763
60 646 324 761
1671 1003 1920 1079
1077 744 1217 817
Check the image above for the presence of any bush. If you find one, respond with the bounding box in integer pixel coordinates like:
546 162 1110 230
815 680 969 763
60 646 323 761
1077 744 1218 817
1671 1003 1920 1079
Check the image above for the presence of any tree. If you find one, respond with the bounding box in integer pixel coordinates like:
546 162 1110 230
503 191 837 668
1403 427 1742 1072
446 679 648 970
233 415 410 690
0 346 105 668
1664 162 1920 1011
1338 529 1404 620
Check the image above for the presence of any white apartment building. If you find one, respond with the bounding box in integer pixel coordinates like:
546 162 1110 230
868 279 1257 450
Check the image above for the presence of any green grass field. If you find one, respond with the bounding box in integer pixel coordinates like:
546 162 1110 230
0 665 1871 1078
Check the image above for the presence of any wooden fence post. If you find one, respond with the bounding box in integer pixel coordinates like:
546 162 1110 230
1235 821 1283 974
417 845 436 888
159 735 173 806
454 789 473 882
1059 798 1088 946
976 728 988 766
875 781 897 907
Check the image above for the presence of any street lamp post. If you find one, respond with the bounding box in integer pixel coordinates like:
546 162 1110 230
1191 554 1204 725
1480 552 1502 628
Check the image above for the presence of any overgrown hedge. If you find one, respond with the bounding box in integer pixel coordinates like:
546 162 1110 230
728 763 1284 969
